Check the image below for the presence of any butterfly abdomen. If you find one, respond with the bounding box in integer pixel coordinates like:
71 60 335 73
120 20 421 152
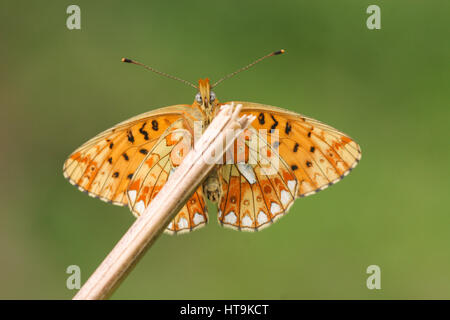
202 170 221 203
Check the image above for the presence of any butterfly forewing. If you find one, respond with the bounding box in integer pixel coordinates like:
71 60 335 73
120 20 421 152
234 101 361 197
63 105 202 206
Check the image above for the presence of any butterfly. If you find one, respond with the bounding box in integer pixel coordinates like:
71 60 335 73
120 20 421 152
63 50 361 234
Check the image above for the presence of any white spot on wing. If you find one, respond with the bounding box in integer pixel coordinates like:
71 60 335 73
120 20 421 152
241 215 252 227
135 200 146 215
280 190 291 206
224 211 237 224
178 217 189 229
257 211 268 225
270 202 281 214
167 221 173 229
128 190 137 203
237 163 256 184
287 180 296 193
193 212 205 225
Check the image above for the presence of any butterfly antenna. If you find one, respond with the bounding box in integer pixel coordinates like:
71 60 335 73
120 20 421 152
121 58 198 89
212 49 285 88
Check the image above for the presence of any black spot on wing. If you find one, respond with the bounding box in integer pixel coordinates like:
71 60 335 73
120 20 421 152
258 113 265 125
151 120 159 131
285 122 292 134
270 115 279 133
139 122 149 140
127 130 135 143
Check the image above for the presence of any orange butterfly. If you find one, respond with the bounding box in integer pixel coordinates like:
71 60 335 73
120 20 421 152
63 50 361 234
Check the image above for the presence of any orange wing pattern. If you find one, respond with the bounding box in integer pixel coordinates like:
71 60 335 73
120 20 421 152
63 105 201 206
126 122 208 234
218 127 298 231
236 101 361 197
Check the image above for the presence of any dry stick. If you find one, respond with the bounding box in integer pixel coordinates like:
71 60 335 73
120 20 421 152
73 103 256 300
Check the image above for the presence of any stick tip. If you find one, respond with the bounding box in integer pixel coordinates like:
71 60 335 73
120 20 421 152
273 49 285 55
122 58 132 63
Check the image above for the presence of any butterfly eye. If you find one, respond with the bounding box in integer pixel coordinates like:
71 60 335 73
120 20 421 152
209 91 216 102
195 93 202 103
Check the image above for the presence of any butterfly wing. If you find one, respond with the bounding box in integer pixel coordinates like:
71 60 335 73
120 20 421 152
126 122 208 234
63 105 203 206
236 101 361 196
218 127 298 230
218 101 361 231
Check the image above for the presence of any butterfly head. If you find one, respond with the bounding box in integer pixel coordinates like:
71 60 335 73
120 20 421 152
194 78 219 124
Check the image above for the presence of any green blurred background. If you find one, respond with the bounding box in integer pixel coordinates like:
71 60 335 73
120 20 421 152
1 1 449 299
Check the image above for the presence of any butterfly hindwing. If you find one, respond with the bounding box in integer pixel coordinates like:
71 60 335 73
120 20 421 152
166 187 207 234
126 122 208 234
218 127 298 231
